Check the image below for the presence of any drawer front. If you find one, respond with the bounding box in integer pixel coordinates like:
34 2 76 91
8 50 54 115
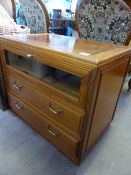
8 92 79 159
6 72 84 135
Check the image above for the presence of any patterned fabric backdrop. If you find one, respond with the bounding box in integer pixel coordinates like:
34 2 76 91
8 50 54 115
77 0 131 45
19 0 47 33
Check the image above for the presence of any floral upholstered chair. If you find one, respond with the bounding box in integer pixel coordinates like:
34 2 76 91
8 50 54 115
76 0 131 89
19 0 49 33
76 0 131 45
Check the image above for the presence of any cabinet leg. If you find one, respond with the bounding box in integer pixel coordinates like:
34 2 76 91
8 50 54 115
128 78 131 91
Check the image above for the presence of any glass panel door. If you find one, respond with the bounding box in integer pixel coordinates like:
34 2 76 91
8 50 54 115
5 51 81 99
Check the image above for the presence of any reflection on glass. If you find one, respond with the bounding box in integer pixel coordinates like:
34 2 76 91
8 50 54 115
5 51 80 99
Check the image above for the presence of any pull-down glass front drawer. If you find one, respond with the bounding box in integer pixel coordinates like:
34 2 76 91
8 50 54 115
4 51 81 99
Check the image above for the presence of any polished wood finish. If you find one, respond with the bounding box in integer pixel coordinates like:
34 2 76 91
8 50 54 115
6 67 84 135
0 34 130 66
0 34 131 165
8 92 79 162
86 58 129 150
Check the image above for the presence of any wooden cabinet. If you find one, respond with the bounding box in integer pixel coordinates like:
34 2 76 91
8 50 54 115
0 58 7 110
0 34 131 165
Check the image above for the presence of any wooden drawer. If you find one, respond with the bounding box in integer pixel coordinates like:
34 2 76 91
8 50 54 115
6 71 84 135
8 92 79 161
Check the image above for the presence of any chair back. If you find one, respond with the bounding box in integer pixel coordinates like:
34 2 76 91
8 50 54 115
19 0 49 33
124 0 131 8
76 0 131 45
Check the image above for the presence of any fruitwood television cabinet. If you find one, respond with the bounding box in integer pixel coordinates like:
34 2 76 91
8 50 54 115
0 34 130 165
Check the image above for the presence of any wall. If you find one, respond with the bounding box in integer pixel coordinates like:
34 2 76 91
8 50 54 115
44 0 71 16
70 0 77 12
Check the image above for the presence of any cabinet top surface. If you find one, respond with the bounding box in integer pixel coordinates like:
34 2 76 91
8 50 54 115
0 33 131 66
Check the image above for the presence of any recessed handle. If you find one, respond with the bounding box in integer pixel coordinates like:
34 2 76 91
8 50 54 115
13 81 23 90
15 101 24 110
45 123 61 137
47 102 63 115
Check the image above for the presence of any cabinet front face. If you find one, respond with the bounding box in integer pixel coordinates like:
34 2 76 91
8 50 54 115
2 47 89 163
1 34 130 165
4 50 89 107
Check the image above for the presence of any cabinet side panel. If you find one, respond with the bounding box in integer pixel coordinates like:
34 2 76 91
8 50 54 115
0 52 8 110
86 59 129 151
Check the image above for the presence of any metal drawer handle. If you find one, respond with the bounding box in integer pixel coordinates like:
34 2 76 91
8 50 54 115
27 54 33 58
47 102 63 115
27 54 33 62
45 123 61 137
15 101 24 110
13 81 23 90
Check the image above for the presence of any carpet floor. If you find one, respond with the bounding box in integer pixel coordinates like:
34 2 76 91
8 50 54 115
0 83 131 175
